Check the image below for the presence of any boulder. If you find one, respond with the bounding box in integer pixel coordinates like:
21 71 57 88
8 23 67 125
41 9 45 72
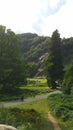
0 124 17 130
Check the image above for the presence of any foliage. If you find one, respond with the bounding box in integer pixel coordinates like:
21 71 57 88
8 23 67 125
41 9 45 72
62 62 73 94
17 32 73 77
0 25 27 93
19 34 50 62
27 62 38 77
18 32 73 77
62 37 73 65
18 33 51 76
46 30 64 89
47 93 73 130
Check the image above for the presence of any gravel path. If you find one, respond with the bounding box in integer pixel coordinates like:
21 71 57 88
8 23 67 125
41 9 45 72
2 90 61 107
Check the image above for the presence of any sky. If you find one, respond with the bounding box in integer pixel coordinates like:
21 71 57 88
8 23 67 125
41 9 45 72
0 0 73 38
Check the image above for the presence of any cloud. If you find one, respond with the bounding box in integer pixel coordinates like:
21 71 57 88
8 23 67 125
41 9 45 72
0 0 72 37
49 0 66 9
0 0 41 32
32 0 67 36
41 0 73 38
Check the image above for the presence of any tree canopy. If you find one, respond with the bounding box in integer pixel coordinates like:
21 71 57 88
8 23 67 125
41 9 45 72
46 30 64 89
0 25 27 93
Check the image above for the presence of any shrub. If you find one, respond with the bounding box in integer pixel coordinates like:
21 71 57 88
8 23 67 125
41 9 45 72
55 105 69 121
62 63 73 94
47 94 73 122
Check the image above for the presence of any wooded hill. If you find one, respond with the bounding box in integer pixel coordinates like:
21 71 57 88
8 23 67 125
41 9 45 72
18 33 73 76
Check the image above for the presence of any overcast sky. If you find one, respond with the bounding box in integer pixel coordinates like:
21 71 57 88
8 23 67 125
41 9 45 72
0 0 73 38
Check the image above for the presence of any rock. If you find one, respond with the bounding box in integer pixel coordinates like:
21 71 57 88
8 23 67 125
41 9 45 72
0 124 17 130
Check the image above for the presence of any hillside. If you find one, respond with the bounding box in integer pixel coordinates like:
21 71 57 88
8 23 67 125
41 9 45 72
18 33 51 76
18 33 73 76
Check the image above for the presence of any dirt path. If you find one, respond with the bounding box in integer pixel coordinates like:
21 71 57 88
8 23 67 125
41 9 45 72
48 112 61 130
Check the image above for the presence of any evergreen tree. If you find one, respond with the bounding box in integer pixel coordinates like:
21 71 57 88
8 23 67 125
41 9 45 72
46 30 63 89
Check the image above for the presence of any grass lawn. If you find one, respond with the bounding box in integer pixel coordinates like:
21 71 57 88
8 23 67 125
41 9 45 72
20 77 52 97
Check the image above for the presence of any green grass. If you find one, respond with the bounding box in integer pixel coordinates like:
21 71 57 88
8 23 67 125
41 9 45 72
20 77 52 99
18 99 49 114
20 77 52 97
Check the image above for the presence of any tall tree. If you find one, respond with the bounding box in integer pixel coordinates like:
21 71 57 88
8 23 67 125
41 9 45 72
0 25 27 93
46 30 63 89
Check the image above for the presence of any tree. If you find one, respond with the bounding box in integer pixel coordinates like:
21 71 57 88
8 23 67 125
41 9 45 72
46 30 63 89
27 62 38 77
0 25 27 93
62 63 73 94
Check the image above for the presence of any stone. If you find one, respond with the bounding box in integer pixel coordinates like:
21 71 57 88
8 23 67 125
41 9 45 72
0 124 17 130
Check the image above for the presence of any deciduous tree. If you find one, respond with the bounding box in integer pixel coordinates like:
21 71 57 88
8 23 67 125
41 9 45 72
0 25 27 93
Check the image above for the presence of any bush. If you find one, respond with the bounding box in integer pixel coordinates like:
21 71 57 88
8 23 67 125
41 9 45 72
62 63 73 94
55 105 69 121
47 94 73 122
